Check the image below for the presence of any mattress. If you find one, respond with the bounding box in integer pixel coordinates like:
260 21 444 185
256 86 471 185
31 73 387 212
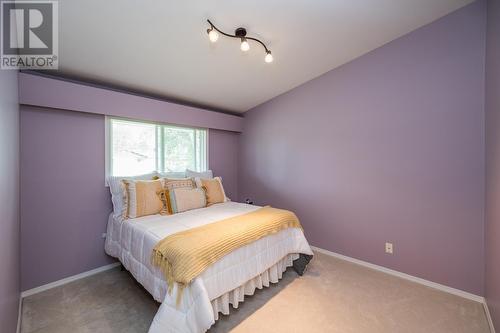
105 202 313 333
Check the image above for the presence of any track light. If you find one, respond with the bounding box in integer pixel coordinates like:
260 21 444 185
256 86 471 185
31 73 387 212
265 51 273 63
207 28 219 43
240 38 250 52
206 19 273 63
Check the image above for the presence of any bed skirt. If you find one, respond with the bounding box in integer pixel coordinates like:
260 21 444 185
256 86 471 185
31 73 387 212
211 253 298 321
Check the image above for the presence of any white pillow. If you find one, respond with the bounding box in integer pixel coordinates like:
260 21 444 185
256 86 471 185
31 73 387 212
170 188 207 213
186 169 213 179
107 172 158 219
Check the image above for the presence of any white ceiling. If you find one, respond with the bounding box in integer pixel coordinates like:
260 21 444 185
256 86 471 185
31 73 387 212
57 0 474 113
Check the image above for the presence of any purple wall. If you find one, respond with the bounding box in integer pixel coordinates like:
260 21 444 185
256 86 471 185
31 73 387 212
20 107 114 290
0 70 20 332
20 106 239 290
18 73 243 132
239 1 486 295
485 0 500 327
209 129 240 199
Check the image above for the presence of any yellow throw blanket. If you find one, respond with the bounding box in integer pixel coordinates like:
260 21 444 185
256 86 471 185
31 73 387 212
151 206 302 297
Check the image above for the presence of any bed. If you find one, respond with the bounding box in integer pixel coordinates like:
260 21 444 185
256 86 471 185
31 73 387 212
105 201 313 333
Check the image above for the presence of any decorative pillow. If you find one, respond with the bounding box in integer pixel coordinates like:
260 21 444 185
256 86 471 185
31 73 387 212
163 177 195 191
107 172 158 219
156 189 172 215
169 188 207 213
185 169 213 179
197 177 229 206
123 179 163 218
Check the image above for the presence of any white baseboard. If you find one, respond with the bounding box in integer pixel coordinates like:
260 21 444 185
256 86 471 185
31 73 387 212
310 246 484 303
21 262 121 298
311 246 498 332
14 250 497 333
16 295 22 333
484 301 497 333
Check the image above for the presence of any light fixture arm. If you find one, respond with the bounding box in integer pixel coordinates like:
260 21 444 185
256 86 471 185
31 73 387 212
207 19 271 54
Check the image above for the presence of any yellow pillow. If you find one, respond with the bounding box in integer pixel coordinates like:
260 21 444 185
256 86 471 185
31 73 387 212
123 179 163 218
156 189 172 215
200 177 227 206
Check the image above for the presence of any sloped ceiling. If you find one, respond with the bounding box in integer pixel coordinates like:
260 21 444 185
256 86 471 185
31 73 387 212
56 0 474 113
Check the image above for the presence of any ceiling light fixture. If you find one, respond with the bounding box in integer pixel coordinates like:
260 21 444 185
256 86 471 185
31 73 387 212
207 27 219 43
206 19 273 63
240 38 250 52
265 51 273 63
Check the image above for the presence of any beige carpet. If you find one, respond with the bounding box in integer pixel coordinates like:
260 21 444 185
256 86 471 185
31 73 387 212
21 251 490 333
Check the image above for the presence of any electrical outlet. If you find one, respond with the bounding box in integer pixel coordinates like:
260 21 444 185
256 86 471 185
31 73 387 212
385 242 393 254
102 233 107 239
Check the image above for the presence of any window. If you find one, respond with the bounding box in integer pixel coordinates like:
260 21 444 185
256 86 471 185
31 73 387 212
106 117 208 177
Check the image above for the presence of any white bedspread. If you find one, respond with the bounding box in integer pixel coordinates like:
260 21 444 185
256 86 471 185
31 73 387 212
105 202 313 333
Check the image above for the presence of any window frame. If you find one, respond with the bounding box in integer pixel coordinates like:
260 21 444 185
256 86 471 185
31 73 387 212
105 116 209 183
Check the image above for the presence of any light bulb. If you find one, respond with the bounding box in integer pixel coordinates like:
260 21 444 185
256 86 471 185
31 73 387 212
240 39 250 52
265 51 273 63
207 29 218 43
